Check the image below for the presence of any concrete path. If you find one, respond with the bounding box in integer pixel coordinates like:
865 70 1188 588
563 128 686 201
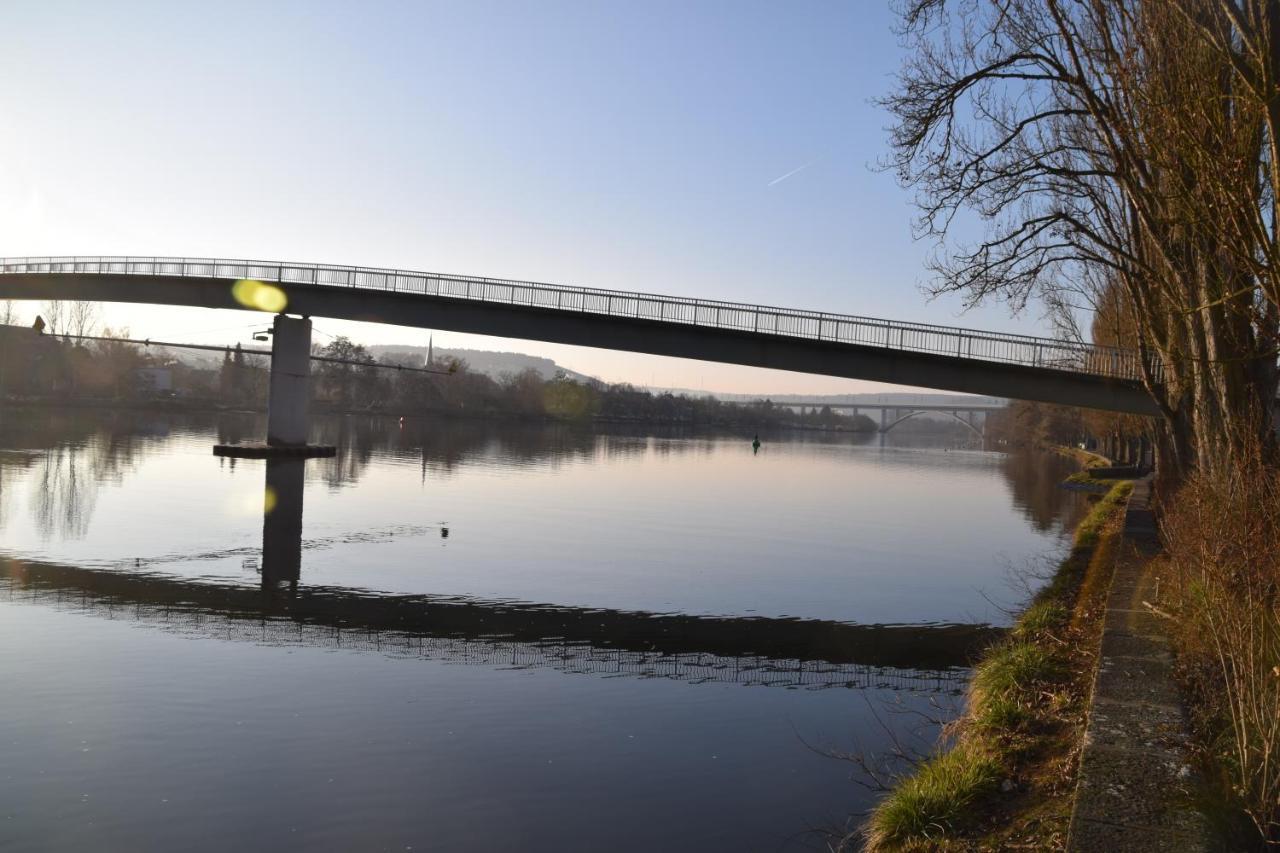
1067 478 1213 851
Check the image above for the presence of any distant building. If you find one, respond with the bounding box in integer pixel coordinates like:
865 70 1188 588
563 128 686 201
135 366 173 394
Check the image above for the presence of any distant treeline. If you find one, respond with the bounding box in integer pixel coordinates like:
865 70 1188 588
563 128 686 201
0 326 876 432
985 398 1149 467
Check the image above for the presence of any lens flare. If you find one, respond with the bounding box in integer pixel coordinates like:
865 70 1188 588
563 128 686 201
263 485 278 515
232 279 288 313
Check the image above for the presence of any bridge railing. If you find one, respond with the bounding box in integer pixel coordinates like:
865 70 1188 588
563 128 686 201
0 255 1160 384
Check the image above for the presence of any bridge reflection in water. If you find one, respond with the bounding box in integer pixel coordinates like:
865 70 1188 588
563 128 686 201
0 454 993 695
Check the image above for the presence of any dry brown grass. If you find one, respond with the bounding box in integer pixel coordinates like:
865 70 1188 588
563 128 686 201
1162 456 1280 845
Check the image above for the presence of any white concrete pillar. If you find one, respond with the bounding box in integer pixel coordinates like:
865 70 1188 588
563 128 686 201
267 315 311 447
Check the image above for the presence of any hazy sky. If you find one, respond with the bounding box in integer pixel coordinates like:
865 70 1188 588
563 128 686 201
0 1 1047 395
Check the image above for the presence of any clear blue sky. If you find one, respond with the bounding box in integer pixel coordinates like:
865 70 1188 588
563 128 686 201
0 1 1048 395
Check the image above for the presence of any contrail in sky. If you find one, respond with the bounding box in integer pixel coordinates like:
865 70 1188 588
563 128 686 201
767 160 814 187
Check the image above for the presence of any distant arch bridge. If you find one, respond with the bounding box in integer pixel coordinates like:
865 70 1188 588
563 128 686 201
881 408 985 437
772 398 1004 436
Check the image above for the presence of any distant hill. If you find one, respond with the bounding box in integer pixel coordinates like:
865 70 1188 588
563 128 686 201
367 345 597 384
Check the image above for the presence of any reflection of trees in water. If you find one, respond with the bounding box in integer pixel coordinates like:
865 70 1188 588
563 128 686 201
0 450 38 532
31 433 159 539
407 422 734 480
33 444 98 539
6 408 880 501
1000 450 1086 533
304 417 696 485
3 409 1089 543
311 417 378 488
215 413 258 446
0 408 173 539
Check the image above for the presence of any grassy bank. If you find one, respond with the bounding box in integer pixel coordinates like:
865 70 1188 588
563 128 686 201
861 481 1133 851
1053 445 1111 470
1052 446 1124 492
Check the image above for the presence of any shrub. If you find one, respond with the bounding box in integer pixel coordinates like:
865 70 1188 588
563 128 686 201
1163 455 1280 843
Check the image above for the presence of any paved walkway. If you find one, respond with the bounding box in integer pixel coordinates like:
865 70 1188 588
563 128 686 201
1067 478 1212 851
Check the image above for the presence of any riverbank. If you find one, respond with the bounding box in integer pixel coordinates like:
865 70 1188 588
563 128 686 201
861 480 1133 851
0 396 878 434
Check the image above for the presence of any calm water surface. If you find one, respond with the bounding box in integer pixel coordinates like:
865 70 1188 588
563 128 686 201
0 408 1084 852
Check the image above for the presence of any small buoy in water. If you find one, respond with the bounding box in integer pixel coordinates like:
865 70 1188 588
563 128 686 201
752 434 761 454
440 527 449 539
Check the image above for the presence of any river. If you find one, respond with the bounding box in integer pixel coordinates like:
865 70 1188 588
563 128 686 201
0 407 1085 851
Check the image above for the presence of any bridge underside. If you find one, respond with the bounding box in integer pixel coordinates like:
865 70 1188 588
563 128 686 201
0 273 1160 416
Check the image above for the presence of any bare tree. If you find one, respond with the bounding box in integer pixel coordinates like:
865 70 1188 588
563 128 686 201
41 300 64 336
67 300 100 339
883 0 1280 483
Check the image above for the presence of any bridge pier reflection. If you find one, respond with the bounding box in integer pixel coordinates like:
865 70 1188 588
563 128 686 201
262 458 306 590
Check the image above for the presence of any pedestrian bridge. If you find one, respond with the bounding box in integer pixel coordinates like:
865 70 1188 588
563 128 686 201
0 256 1160 415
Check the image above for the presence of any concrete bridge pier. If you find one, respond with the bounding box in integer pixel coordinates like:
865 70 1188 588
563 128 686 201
213 313 334 459
267 314 312 447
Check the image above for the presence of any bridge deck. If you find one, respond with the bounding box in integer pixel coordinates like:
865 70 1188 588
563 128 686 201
0 256 1161 414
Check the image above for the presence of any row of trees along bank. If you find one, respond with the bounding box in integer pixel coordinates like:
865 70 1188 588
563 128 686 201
877 1 1280 847
0 326 876 432
986 399 1150 468
307 337 879 430
886 0 1280 486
